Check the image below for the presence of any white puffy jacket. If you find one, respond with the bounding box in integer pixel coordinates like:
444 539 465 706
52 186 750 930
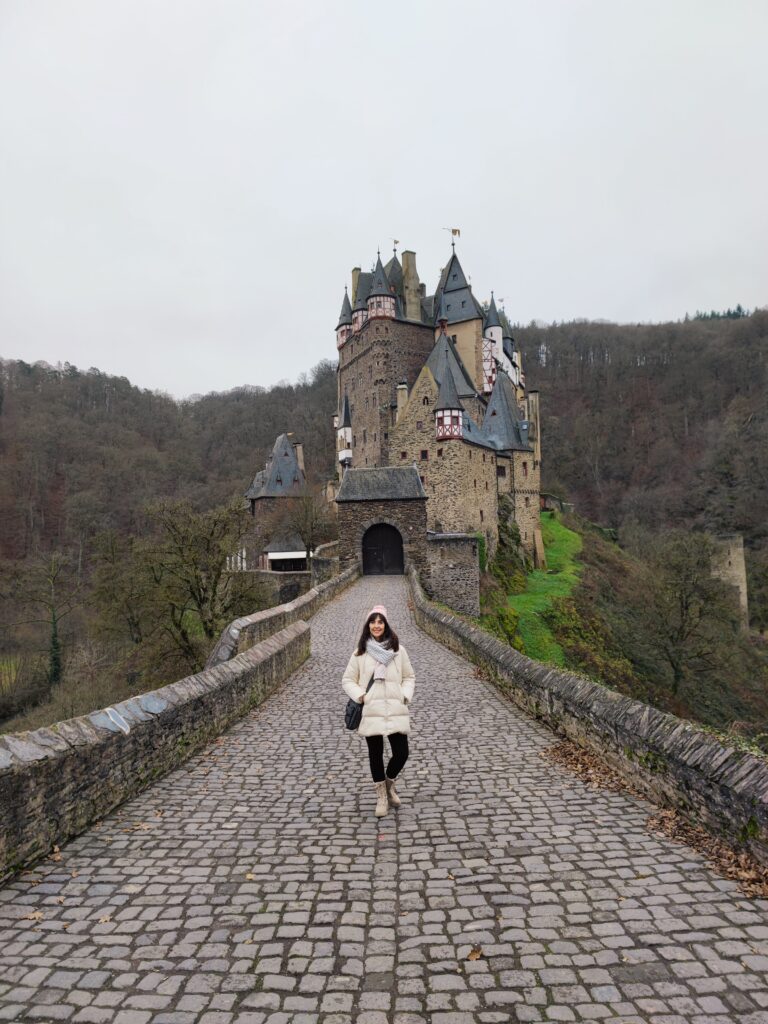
342 646 416 737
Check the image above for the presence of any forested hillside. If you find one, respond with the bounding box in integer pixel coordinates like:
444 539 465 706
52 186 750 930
516 310 768 629
1 309 766 731
0 358 337 561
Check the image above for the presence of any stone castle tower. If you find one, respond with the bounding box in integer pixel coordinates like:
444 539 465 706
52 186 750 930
332 244 545 587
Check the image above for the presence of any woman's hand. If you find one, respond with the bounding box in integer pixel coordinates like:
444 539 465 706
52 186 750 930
359 695 365 704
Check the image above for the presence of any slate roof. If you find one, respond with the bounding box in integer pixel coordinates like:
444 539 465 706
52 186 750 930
353 272 372 310
336 288 353 328
384 254 403 294
461 411 500 451
425 331 477 400
430 250 485 325
503 335 517 364
245 433 306 499
485 293 501 330
335 466 427 502
339 393 352 429
369 255 391 298
264 532 306 554
482 372 533 452
434 365 463 411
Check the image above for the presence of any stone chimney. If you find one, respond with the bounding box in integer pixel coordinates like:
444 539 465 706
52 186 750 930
401 251 422 321
293 442 305 474
351 267 361 307
396 381 408 423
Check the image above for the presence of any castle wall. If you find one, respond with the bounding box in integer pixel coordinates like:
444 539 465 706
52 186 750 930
389 368 499 558
425 534 480 617
445 318 484 394
712 535 750 627
337 318 435 470
509 450 540 559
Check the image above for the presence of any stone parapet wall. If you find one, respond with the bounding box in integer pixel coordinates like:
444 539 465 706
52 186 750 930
408 568 768 865
0 622 310 883
207 565 360 666
251 569 311 606
311 541 340 586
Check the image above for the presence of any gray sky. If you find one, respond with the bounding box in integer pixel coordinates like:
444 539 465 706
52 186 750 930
1 0 766 397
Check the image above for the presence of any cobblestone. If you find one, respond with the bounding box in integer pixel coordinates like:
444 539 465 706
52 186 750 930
2 576 768 1022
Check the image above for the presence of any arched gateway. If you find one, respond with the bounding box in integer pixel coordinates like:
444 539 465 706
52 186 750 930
362 523 404 575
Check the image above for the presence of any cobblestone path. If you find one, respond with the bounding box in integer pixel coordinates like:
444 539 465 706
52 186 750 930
2 576 768 1024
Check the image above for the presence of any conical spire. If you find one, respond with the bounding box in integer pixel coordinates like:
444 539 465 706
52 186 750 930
336 287 353 329
368 253 391 298
485 292 501 330
340 393 352 429
434 365 463 412
434 291 449 325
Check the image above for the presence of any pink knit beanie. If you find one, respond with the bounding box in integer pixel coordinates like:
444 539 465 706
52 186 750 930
367 605 388 621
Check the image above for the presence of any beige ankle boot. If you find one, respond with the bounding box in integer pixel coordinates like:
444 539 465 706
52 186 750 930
374 780 388 817
385 776 401 807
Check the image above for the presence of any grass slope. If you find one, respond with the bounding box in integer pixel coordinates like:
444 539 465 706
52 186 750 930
507 512 582 664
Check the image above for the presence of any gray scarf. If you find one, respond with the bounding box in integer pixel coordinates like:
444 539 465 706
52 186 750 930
366 637 395 679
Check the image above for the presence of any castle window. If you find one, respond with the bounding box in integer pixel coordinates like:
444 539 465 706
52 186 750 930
452 272 457 281
451 334 457 343
437 448 443 458
363 429 367 443
420 475 425 485
525 496 530 506
417 420 423 430
420 450 428 461
384 432 388 440
474 479 477 488
461 300 466 308
480 510 484 522
485 481 488 490
482 454 486 462
497 465 506 478
523 461 528 477
401 451 407 460
422 396 429 406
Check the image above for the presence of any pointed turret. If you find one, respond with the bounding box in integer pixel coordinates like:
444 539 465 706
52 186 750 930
336 287 353 348
434 291 449 328
367 252 396 319
434 367 463 412
482 372 532 452
340 392 352 429
337 288 353 329
484 292 501 331
337 393 353 477
369 253 391 297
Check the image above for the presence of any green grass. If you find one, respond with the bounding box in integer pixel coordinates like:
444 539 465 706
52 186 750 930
507 512 582 665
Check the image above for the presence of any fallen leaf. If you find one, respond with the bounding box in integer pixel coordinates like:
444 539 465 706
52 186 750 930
245 873 255 881
71 870 79 878
467 945 483 961
50 846 62 862
56 897 64 905
98 915 111 924
23 911 44 922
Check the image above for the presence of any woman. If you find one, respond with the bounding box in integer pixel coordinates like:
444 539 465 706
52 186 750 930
342 605 415 818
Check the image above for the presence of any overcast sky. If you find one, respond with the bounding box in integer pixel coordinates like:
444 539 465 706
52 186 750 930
1 0 766 397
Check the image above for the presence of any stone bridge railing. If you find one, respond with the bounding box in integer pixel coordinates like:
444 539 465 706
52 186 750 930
0 564 359 883
408 568 768 866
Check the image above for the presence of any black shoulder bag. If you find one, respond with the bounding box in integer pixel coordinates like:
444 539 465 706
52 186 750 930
344 671 375 731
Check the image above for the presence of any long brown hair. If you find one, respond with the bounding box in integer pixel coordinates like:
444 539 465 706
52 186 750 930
356 613 400 656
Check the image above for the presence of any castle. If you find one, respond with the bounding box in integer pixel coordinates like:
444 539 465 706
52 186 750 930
331 244 544 613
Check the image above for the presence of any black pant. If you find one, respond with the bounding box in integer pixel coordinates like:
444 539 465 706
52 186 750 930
365 733 409 783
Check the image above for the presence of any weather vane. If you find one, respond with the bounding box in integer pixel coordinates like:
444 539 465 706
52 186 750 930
442 227 461 251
